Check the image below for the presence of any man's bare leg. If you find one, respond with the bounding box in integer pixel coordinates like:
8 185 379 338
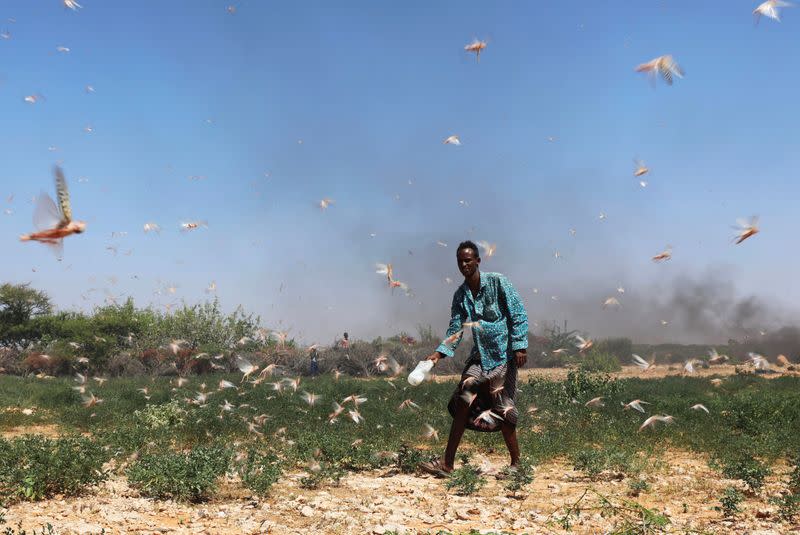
500 422 520 467
443 399 471 470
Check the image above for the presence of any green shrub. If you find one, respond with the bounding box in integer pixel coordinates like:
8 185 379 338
713 454 771 493
714 486 744 518
579 351 622 373
572 449 607 479
571 448 642 481
562 370 622 403
445 455 486 496
789 453 800 493
0 435 109 503
503 457 534 497
235 448 282 497
594 338 632 360
126 444 232 502
395 444 427 474
627 478 650 497
133 400 186 430
769 493 800 522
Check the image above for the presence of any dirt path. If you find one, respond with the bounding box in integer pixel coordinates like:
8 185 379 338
2 450 795 534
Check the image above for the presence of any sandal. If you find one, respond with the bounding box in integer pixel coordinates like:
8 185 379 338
418 459 452 478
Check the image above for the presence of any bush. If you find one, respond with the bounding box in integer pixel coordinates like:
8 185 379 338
562 370 621 403
572 449 607 480
713 453 771 493
299 462 345 490
715 486 744 518
235 448 282 497
789 453 800 493
571 448 642 480
0 348 23 375
126 444 232 502
395 444 428 474
770 493 800 522
133 400 186 430
106 353 147 377
0 435 109 502
627 478 650 497
503 458 534 497
445 454 486 496
594 338 632 360
534 325 581 368
579 351 622 373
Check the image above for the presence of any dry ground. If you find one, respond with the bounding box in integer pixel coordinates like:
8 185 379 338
3 365 798 534
436 363 798 383
1 448 797 534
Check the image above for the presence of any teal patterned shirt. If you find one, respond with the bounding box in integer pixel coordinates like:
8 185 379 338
436 271 529 370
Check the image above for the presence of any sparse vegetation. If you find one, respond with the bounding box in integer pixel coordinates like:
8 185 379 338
0 339 798 533
769 492 800 522
712 453 771 494
571 448 643 481
502 457 534 497
395 444 427 474
715 486 744 518
299 462 345 490
235 447 283 497
627 478 650 497
552 489 670 533
579 351 622 373
445 454 486 496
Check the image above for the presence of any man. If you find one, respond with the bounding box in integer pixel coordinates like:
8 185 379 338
339 332 350 350
309 347 319 376
420 240 528 477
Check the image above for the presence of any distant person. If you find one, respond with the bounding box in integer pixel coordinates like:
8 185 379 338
339 332 350 350
309 347 319 376
419 240 528 477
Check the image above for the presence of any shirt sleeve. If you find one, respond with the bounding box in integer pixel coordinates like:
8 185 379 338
498 275 529 351
435 291 465 357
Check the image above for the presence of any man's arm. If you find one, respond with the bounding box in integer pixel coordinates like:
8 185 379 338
499 275 529 367
426 292 465 364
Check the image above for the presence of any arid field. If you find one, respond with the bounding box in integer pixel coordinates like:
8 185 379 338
1 364 799 535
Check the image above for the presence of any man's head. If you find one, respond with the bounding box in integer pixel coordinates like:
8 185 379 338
343 332 349 340
456 240 481 279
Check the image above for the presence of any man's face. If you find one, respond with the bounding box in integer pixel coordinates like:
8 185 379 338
457 248 480 279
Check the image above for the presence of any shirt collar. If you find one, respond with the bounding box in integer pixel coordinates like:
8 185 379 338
461 271 488 294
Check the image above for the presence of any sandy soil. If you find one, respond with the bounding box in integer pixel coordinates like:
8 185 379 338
1 449 797 534
436 363 797 383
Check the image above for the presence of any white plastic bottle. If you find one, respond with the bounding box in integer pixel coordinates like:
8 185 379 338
408 359 434 386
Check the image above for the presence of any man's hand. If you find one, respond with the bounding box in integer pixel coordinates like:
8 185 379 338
514 350 527 368
425 352 442 365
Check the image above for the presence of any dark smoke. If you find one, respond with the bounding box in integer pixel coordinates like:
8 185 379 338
528 269 796 346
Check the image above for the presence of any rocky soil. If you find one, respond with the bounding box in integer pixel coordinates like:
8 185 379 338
2 449 797 534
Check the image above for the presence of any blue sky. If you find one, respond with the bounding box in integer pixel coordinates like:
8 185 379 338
0 1 797 345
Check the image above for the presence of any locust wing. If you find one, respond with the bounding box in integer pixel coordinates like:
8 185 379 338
53 165 72 225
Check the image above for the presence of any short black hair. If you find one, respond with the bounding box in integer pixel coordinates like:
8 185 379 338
456 240 480 259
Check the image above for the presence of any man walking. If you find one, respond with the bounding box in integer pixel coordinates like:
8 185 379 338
420 240 528 476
